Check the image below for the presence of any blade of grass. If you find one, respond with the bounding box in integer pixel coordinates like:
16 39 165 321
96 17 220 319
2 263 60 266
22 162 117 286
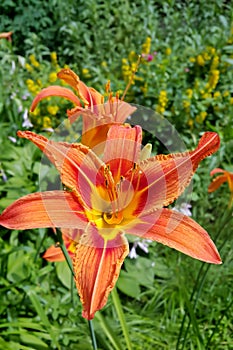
111 287 132 350
95 312 123 350
27 289 60 349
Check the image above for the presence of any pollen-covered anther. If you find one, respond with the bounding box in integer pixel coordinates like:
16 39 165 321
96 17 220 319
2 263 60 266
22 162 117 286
103 211 123 225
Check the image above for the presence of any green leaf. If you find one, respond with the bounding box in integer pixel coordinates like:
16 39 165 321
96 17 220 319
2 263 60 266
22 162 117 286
20 333 49 349
56 261 72 289
7 250 30 283
117 272 140 298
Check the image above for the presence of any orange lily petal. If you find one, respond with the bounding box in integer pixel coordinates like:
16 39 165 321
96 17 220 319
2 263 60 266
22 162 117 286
30 86 81 112
17 131 104 205
0 31 13 41
127 208 221 264
103 124 142 182
68 101 136 150
43 245 65 262
132 132 220 214
73 229 129 319
208 174 227 192
210 168 225 176
0 191 87 230
57 68 103 107
43 229 80 262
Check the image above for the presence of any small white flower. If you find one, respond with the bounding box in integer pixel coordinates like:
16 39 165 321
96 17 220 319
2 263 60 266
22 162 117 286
8 136 17 143
128 246 138 259
11 60 16 73
173 202 192 216
22 109 33 128
129 239 151 259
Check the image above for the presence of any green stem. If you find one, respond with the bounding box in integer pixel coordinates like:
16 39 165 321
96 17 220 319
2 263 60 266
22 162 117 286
56 229 98 350
111 287 132 350
88 320 98 350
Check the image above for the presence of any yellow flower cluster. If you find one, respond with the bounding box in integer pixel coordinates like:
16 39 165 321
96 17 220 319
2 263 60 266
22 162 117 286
25 63 33 72
207 69 220 91
196 111 207 123
121 57 142 84
196 54 205 66
186 88 193 99
47 105 59 116
122 58 132 80
43 116 52 129
26 79 40 95
191 47 217 67
49 72 57 83
29 54 40 68
183 100 190 111
156 90 168 114
210 55 219 70
50 52 57 64
142 37 151 55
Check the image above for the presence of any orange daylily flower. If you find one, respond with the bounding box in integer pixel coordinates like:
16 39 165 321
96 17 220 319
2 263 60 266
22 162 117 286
208 167 233 206
30 68 136 149
0 31 13 42
0 125 221 319
43 229 80 262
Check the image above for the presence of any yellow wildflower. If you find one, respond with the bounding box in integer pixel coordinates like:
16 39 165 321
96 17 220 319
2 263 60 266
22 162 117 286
50 52 57 63
208 69 220 90
43 117 52 129
47 105 59 115
156 90 168 114
165 47 172 56
186 89 193 99
211 56 219 70
183 100 191 110
128 51 137 61
187 118 194 128
101 61 107 67
189 57 196 63
203 52 211 61
140 83 148 95
207 46 216 56
230 97 233 105
223 91 230 97
196 54 205 66
29 54 40 68
202 93 211 99
213 91 221 99
49 72 57 83
196 111 207 123
31 108 40 117
142 37 151 55
25 63 33 72
82 68 90 76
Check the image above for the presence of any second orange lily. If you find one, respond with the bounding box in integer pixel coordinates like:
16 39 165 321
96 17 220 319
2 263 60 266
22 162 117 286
30 68 136 150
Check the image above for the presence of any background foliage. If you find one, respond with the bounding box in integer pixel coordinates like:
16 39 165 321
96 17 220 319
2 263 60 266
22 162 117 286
0 1 233 349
